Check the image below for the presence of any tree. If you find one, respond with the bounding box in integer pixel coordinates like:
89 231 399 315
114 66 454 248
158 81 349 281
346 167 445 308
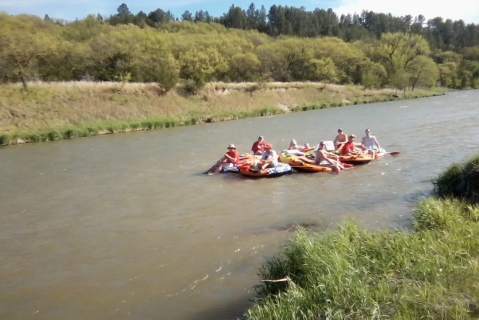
438 62 458 87
228 52 261 81
377 33 431 72
375 32 431 91
0 29 58 90
308 57 338 83
408 56 439 90
246 3 257 29
360 61 387 89
181 11 193 22
117 3 131 15
179 47 227 89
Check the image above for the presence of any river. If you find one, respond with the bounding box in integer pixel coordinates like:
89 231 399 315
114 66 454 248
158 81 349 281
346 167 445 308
1 90 479 320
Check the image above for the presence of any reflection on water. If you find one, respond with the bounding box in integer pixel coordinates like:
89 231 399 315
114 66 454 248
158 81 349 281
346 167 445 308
1 90 479 320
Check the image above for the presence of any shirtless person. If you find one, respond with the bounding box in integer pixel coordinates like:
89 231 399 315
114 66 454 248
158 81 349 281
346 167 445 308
287 139 311 151
334 128 348 151
340 135 362 155
360 128 381 153
316 141 345 172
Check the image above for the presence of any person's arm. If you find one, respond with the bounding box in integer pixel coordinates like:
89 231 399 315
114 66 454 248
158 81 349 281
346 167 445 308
374 137 381 149
224 152 235 162
349 144 360 155
260 154 273 169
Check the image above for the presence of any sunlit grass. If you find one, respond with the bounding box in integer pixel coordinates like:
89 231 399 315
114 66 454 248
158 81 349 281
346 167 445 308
0 81 446 146
245 154 479 320
246 200 479 320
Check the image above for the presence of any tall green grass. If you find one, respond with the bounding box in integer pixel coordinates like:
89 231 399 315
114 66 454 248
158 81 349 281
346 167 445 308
433 154 479 202
245 154 479 320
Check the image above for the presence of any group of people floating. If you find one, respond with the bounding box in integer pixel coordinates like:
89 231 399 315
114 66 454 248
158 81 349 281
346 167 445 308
209 128 382 174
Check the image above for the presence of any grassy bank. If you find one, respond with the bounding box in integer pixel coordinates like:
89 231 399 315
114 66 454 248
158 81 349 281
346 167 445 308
245 155 479 319
0 81 447 146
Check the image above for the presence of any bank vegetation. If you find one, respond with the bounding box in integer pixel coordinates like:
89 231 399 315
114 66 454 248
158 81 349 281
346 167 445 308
2 5 472 145
0 81 445 146
245 154 479 319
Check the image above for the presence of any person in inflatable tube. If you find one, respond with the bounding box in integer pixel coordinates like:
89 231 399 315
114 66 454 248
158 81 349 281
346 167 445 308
251 136 266 155
334 128 348 151
209 144 239 175
253 144 278 171
283 139 311 156
316 141 345 172
288 139 310 150
340 135 362 155
360 128 382 154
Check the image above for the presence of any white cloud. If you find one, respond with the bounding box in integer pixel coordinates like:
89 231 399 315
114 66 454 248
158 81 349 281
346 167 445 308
331 0 479 24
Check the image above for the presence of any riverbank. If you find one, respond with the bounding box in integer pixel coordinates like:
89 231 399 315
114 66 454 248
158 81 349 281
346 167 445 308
245 154 479 320
0 81 447 146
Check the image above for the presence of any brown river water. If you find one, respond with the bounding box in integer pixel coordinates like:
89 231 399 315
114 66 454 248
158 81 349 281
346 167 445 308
1 90 479 320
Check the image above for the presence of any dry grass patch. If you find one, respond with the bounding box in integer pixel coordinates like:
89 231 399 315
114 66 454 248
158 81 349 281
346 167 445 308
0 81 446 145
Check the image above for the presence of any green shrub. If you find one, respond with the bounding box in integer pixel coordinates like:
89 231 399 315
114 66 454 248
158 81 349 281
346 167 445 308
47 130 62 141
0 134 10 145
27 133 41 143
63 129 78 139
433 154 479 201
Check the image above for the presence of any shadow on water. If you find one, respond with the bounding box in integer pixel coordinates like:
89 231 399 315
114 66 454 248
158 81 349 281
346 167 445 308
184 296 252 320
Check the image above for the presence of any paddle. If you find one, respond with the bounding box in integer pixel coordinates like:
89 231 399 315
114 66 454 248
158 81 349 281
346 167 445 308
205 162 218 175
385 151 401 156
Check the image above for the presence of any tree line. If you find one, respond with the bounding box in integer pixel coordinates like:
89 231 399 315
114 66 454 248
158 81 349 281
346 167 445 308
106 3 479 51
0 4 479 92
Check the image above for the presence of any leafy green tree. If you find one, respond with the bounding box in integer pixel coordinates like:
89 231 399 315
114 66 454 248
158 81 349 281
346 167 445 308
408 56 439 90
438 62 458 87
360 61 387 89
0 29 58 90
308 58 338 83
179 47 227 88
228 52 261 81
376 33 431 91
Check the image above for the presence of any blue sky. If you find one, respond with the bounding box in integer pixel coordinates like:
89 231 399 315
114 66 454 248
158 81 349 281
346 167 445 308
1 0 479 24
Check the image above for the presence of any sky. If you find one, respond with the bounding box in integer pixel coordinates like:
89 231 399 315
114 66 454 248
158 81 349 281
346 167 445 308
1 0 479 24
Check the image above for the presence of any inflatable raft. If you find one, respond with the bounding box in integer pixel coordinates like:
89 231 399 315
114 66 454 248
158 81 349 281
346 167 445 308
279 152 334 172
215 154 258 173
239 162 292 178
337 150 385 165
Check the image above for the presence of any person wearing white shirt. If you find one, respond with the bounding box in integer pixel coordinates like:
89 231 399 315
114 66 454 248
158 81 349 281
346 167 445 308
361 129 381 153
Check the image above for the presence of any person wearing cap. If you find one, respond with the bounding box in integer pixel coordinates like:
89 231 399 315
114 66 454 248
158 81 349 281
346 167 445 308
315 141 345 172
360 128 381 153
333 128 348 150
251 136 266 155
209 144 240 175
254 144 278 171
340 135 362 155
